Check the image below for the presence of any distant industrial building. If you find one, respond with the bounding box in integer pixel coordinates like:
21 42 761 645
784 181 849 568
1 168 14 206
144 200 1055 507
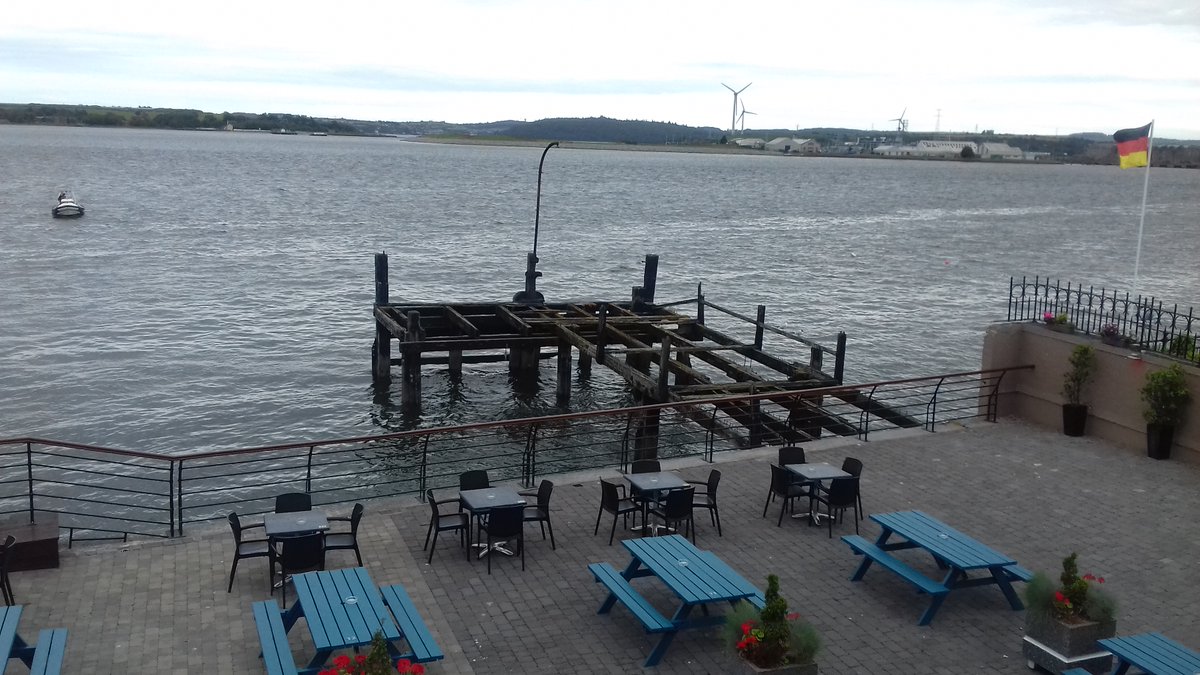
765 137 821 154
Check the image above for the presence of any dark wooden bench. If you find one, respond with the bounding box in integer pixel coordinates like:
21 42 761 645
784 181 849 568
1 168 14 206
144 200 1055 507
379 584 444 664
29 628 67 675
589 562 674 633
842 535 949 596
251 600 299 675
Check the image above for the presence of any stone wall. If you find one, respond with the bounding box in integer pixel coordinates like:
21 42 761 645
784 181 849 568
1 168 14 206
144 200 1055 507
981 322 1200 463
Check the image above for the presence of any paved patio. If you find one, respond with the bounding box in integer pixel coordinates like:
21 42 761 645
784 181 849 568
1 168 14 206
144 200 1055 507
8 417 1200 674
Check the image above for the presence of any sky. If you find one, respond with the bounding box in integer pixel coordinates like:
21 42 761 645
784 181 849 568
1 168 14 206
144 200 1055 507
3 0 1199 139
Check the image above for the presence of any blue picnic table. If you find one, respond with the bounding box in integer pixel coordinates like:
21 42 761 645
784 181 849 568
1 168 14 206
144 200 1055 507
842 510 1031 626
1099 632 1200 675
0 605 67 675
588 534 760 667
254 567 442 674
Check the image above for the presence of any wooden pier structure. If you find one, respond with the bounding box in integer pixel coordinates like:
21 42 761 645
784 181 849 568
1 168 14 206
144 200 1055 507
372 252 914 452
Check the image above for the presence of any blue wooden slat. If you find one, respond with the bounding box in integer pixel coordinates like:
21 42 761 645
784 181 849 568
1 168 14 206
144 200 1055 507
252 600 300 675
842 535 949 596
588 562 674 633
873 511 1013 570
0 605 23 662
29 628 67 675
1100 632 1200 675
379 584 445 663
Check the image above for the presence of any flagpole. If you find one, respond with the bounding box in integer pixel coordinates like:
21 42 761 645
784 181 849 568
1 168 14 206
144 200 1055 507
1130 120 1154 304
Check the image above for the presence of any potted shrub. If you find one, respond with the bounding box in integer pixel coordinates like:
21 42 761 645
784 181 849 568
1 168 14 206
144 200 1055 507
1022 553 1117 675
725 575 820 673
1043 311 1075 334
1099 323 1124 347
1140 363 1192 460
1061 344 1096 436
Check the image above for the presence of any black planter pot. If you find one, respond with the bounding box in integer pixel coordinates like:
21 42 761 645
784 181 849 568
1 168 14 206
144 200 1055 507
1146 423 1175 460
1062 404 1088 437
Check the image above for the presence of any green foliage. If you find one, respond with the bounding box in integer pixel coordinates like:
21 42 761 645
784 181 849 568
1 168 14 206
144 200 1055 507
1062 344 1097 405
1166 334 1198 360
724 575 820 668
1141 364 1192 426
1024 554 1116 625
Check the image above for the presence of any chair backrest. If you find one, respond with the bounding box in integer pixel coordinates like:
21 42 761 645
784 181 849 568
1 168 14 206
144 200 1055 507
227 512 245 543
275 492 312 513
631 459 661 474
778 446 806 465
483 504 525 538
536 480 554 510
600 480 623 512
841 457 863 477
706 469 722 498
0 534 15 568
769 464 791 495
348 503 365 534
459 469 490 491
662 486 695 519
826 477 858 507
279 532 325 573
425 489 443 517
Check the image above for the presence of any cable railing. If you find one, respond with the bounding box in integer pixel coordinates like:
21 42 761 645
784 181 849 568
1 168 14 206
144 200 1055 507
0 366 1029 543
1008 276 1198 364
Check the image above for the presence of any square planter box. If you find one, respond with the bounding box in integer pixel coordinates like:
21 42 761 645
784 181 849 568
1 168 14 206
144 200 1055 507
1022 617 1114 674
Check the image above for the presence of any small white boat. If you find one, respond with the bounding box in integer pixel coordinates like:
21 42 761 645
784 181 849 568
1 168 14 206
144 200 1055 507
52 191 84 218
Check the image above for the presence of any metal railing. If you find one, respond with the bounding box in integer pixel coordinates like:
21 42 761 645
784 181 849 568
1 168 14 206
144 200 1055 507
1008 276 1199 364
0 366 1029 542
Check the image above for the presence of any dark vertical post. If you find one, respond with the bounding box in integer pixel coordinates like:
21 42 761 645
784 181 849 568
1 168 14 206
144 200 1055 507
656 337 671 401
834 332 847 384
448 350 463 379
401 311 423 410
696 283 705 325
754 304 766 349
642 254 659 304
556 337 572 405
675 350 692 386
595 303 608 364
631 286 644 311
809 345 823 373
749 390 763 447
372 252 392 384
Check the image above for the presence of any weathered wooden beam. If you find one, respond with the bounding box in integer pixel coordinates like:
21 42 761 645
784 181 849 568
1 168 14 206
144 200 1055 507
605 325 712 385
444 306 480 338
645 325 762 382
373 307 410 339
555 325 658 397
696 325 813 379
672 378 830 394
403 336 557 352
496 305 531 336
702 299 821 348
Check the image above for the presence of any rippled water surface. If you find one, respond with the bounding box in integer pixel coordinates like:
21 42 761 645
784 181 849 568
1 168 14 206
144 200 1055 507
2 126 1198 453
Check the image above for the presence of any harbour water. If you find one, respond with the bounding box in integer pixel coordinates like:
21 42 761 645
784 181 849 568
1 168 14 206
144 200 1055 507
2 125 1198 454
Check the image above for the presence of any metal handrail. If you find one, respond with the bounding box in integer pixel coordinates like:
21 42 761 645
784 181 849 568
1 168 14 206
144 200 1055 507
0 366 1031 542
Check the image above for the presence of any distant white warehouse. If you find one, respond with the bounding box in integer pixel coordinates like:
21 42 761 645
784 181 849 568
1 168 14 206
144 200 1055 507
765 137 821 154
873 140 979 158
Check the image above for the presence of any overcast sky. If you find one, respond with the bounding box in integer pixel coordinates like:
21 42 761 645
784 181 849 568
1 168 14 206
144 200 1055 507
3 0 1198 139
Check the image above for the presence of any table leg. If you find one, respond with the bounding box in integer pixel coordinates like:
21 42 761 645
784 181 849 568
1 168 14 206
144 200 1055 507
917 568 961 626
10 633 33 668
851 530 895 581
1112 660 1131 675
987 567 1025 610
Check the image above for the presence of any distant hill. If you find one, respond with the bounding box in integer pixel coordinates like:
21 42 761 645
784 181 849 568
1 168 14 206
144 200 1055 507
2 101 1197 159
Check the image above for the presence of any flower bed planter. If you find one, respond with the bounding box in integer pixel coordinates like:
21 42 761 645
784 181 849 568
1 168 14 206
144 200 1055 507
742 660 818 674
1100 335 1124 347
1047 323 1076 334
1022 617 1115 674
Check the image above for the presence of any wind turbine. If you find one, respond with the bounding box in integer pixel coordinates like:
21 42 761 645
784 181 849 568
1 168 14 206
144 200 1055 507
722 82 752 134
739 101 757 133
889 107 909 134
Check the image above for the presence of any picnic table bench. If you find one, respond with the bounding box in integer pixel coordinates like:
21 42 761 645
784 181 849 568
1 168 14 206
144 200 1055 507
589 534 760 667
842 510 1030 626
0 605 67 675
1099 632 1200 675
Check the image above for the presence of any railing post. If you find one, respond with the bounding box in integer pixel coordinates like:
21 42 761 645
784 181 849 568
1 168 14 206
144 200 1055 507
25 441 34 523
522 424 538 488
176 459 185 536
169 460 177 538
305 446 315 494
419 435 430 500
595 303 608 364
926 377 947 431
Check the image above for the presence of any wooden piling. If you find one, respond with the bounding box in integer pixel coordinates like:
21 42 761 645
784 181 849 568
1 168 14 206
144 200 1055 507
595 304 608 364
401 310 423 410
642 254 659 304
372 252 392 384
656 338 671 401
754 305 767 349
556 338 572 404
448 350 463 379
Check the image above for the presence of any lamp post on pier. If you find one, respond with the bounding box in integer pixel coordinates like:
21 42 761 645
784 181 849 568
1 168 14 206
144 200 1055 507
513 141 558 304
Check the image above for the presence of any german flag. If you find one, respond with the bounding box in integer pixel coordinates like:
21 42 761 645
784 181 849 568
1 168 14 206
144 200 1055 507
1114 122 1152 169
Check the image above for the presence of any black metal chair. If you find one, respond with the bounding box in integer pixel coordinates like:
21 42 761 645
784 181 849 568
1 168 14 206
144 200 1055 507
649 486 696 544
1 535 15 605
810 476 861 538
778 446 806 466
479 504 525 574
270 531 325 606
686 469 722 536
423 489 468 564
630 459 661 474
520 480 556 550
226 513 271 593
594 479 639 546
763 464 811 526
274 492 312 513
841 457 864 518
458 470 490 491
324 503 365 566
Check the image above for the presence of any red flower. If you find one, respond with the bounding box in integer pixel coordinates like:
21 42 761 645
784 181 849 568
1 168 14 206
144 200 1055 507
1097 577 1105 584
786 612 800 621
355 654 367 664
1082 573 1095 581
741 622 753 634
1054 591 1066 602
410 665 425 675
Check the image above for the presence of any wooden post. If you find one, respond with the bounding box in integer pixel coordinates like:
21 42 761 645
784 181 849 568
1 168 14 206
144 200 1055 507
642 254 659 304
372 252 391 384
401 310 423 411
509 346 540 372
595 303 608 364
656 337 671 401
696 283 705 326
578 349 592 377
675 351 693 386
448 350 463 379
809 345 823 373
754 304 766 349
556 337 572 405
834 331 847 384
